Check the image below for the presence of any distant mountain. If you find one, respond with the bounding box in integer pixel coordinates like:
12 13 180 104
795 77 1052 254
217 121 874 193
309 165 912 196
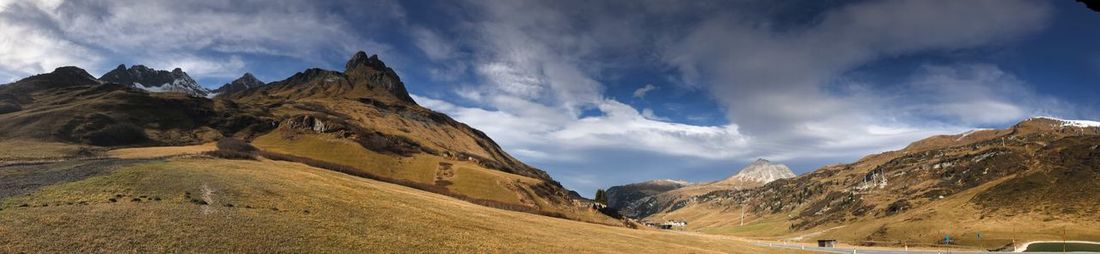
643 116 1100 247
607 159 795 218
606 179 690 210
211 73 264 97
726 159 796 183
100 64 210 97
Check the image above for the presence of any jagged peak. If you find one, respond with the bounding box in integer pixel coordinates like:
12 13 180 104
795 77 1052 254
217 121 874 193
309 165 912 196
341 50 416 104
345 51 386 72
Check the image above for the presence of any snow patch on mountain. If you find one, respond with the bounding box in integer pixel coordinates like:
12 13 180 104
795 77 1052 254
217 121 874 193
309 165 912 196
1030 116 1100 128
99 65 210 97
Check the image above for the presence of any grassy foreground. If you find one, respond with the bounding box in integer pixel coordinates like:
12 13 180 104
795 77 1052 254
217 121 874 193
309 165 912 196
0 157 804 253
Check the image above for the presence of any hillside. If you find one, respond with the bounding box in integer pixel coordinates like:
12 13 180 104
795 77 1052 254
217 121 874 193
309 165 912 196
642 117 1100 249
0 149 804 253
0 51 610 224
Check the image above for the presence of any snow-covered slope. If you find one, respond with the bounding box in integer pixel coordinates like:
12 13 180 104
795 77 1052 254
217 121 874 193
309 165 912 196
99 65 209 97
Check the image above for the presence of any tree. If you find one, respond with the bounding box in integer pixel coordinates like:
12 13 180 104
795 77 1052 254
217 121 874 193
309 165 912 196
594 189 608 205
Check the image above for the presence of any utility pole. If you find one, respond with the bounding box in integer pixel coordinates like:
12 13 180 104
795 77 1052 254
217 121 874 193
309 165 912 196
1064 226 1067 253
740 204 745 226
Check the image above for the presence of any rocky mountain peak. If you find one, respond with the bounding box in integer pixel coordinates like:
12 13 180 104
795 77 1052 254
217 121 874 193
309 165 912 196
212 72 266 97
99 65 209 97
13 66 101 87
342 51 416 104
52 66 97 80
729 159 796 184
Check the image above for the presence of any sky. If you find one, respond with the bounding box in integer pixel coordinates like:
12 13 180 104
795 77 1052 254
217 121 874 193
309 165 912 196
3 0 1100 197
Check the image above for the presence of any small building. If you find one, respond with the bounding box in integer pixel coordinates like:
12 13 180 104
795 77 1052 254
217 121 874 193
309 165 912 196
817 240 837 248
657 220 687 230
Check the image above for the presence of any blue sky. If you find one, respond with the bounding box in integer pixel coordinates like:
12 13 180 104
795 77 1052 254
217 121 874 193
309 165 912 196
3 0 1099 197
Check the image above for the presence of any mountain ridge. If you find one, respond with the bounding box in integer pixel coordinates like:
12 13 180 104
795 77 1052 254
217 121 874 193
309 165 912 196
0 51 610 225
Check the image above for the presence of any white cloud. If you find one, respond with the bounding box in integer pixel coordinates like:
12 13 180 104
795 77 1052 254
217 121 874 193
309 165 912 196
153 55 247 78
412 27 456 61
641 108 669 121
661 0 1053 160
633 84 657 98
0 2 102 80
0 0 399 81
413 94 749 161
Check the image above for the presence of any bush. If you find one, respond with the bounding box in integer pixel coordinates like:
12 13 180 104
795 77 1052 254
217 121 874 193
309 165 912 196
216 138 257 153
207 138 258 160
84 124 148 146
0 102 20 114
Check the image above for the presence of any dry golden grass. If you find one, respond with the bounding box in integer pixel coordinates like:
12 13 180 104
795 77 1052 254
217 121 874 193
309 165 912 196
673 176 1100 250
0 139 90 161
106 142 218 159
0 158 808 253
254 131 541 206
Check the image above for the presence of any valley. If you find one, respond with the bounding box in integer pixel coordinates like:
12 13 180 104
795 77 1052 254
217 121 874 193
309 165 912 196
0 142 803 253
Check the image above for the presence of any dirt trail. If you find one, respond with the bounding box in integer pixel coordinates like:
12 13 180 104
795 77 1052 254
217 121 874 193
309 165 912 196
200 183 216 215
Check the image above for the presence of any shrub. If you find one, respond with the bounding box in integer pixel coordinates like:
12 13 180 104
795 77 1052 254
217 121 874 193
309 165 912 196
0 102 20 114
206 138 258 160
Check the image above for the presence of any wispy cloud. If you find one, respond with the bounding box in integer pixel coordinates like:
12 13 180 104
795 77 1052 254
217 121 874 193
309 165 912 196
633 84 657 98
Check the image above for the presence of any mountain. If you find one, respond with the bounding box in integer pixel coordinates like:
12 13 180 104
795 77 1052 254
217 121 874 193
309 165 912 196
643 116 1100 248
0 51 615 225
100 65 210 97
607 159 795 218
725 159 797 184
0 66 232 146
211 73 264 97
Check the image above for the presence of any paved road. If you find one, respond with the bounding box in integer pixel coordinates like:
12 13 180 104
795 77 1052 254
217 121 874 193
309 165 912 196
755 242 1100 254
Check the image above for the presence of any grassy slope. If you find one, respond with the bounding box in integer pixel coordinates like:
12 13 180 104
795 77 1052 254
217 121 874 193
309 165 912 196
252 131 536 205
0 139 90 161
644 123 1100 249
107 142 217 159
0 157 805 253
660 174 1100 250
